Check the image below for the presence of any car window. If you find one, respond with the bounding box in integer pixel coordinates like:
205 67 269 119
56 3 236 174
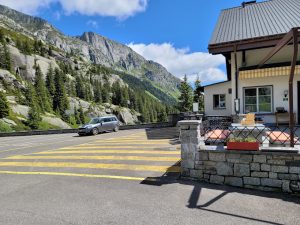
103 118 110 123
89 118 99 124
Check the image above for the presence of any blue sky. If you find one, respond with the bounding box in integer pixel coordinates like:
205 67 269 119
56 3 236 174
0 0 260 85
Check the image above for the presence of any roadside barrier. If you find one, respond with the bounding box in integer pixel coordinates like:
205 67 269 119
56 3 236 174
0 122 173 137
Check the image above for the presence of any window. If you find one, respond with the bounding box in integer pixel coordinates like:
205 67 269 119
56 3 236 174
244 86 272 113
213 94 226 109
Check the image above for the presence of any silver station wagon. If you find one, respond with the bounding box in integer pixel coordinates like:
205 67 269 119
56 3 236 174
78 115 120 136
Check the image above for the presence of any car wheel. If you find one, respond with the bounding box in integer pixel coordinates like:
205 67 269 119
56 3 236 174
92 128 98 135
113 126 119 132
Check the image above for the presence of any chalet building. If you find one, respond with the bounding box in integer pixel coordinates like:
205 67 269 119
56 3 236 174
204 0 300 124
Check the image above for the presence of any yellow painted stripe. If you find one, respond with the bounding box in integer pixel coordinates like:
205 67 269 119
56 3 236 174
7 155 180 162
0 170 148 181
0 162 181 172
32 150 180 155
91 143 171 145
62 146 168 149
98 140 170 143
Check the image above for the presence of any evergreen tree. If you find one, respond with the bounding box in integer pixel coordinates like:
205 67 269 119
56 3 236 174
23 41 32 55
178 75 193 112
34 65 51 112
75 75 85 99
74 106 81 124
46 65 55 97
78 105 85 124
0 29 4 42
93 81 102 103
193 75 204 111
0 91 10 118
121 86 129 107
26 84 41 129
53 68 69 117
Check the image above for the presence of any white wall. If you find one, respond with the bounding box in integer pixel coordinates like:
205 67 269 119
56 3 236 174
204 81 232 116
229 44 300 123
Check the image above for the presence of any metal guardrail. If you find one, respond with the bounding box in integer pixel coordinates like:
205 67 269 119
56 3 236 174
0 122 173 137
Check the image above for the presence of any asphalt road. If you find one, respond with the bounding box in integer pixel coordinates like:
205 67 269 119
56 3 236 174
0 128 299 225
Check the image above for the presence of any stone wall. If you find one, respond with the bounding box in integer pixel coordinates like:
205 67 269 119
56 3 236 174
183 150 300 193
178 120 300 194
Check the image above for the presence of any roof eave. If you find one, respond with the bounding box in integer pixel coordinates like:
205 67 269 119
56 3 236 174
208 34 287 54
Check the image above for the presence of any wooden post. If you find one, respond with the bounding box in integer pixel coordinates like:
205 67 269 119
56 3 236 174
289 28 298 147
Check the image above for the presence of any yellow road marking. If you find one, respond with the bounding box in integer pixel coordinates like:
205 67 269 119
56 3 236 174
97 140 170 143
0 170 148 181
0 162 181 172
32 150 180 155
61 146 171 149
7 155 180 162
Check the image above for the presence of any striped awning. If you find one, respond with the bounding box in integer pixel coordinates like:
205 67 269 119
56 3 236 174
239 65 300 80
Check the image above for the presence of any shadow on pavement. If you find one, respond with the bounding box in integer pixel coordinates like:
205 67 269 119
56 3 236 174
144 127 180 145
140 162 299 225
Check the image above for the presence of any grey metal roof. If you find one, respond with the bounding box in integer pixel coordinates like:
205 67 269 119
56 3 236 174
209 0 300 45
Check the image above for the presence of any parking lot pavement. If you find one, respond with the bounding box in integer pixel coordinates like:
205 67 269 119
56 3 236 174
0 127 299 225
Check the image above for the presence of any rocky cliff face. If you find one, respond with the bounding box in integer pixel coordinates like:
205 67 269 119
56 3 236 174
0 4 180 98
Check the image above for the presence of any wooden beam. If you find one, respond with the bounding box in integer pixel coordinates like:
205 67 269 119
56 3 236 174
289 28 298 147
258 29 294 68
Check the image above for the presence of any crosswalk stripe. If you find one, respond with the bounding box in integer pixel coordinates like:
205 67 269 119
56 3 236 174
62 146 173 149
32 150 180 155
0 170 148 181
97 140 170 143
0 162 181 172
6 155 180 162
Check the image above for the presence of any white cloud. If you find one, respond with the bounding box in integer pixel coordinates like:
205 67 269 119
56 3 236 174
127 43 226 84
0 0 148 18
0 0 53 15
87 20 99 29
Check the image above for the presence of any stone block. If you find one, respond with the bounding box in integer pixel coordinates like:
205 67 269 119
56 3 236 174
267 159 286 165
210 175 225 184
253 155 266 163
203 173 210 180
181 160 195 169
181 168 190 177
282 180 291 193
250 163 260 171
216 162 233 176
269 172 277 179
225 177 243 187
271 166 289 173
273 155 293 161
209 152 226 162
251 171 269 178
278 173 299 180
190 169 203 179
290 167 300 174
226 153 240 160
290 181 300 192
244 177 260 186
239 154 253 163
197 151 208 161
234 164 250 177
195 164 204 170
261 164 271 171
261 178 282 188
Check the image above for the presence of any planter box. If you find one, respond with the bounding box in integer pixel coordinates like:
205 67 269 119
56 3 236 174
227 142 259 151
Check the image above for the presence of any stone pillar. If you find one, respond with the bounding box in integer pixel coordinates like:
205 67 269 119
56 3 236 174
178 120 203 177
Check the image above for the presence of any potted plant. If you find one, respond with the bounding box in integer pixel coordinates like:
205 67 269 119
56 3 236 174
227 137 259 151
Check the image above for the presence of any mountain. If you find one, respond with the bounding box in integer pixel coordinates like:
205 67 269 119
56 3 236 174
0 4 180 99
0 4 180 131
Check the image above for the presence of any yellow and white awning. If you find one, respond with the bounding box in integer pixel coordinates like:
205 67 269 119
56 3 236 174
239 65 300 80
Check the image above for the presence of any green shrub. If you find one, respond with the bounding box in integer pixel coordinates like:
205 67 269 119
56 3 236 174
0 120 13 132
